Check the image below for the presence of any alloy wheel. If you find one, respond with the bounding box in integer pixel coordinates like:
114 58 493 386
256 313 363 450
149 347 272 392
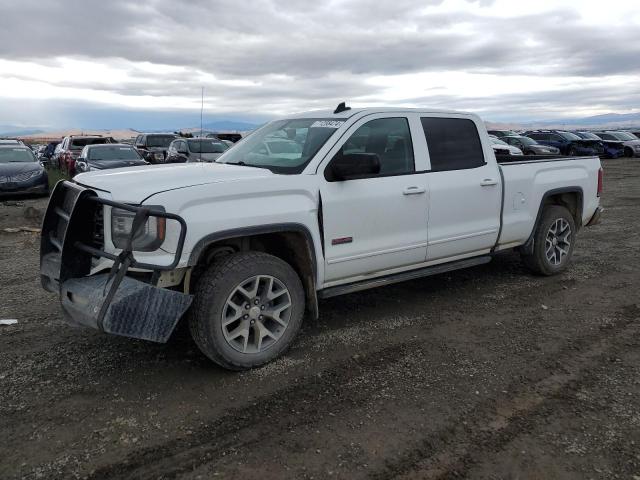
221 275 292 354
545 218 571 266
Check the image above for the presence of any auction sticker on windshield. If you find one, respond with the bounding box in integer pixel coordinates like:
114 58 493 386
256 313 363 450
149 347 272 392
310 120 345 129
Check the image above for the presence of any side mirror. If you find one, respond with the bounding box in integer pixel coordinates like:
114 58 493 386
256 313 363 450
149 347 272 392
327 152 381 181
76 160 87 172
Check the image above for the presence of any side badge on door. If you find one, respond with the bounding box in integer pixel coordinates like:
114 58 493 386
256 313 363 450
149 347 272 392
331 236 353 245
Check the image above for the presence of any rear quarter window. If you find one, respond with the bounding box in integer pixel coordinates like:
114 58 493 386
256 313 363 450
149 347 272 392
420 118 485 171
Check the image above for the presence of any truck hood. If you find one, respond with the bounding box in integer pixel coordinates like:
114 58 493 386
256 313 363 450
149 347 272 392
75 163 273 202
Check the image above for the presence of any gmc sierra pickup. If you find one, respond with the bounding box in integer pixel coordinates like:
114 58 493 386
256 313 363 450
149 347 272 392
40 106 603 370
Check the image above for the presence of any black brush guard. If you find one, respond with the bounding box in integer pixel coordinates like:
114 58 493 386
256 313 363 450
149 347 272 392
40 181 192 343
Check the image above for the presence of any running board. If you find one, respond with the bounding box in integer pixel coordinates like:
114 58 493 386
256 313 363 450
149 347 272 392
319 256 492 299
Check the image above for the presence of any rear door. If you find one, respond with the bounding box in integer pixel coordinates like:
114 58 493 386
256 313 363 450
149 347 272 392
319 114 430 284
419 116 502 261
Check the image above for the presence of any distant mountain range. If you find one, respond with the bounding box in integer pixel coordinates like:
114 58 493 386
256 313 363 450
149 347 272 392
4 113 639 139
487 112 640 130
0 125 46 137
1 119 260 140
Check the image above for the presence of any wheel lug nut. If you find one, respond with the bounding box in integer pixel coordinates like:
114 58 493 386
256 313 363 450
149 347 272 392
254 299 259 305
260 305 265 310
250 319 255 325
259 315 263 320
245 304 250 309
243 314 249 319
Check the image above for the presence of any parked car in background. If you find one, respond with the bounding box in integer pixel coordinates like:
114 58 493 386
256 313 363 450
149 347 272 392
574 132 624 159
204 132 243 143
502 135 560 155
134 133 178 163
74 144 148 175
0 145 48 196
524 130 601 156
593 131 640 157
487 129 518 138
166 138 229 163
246 138 304 164
489 135 523 155
39 141 60 164
58 135 115 176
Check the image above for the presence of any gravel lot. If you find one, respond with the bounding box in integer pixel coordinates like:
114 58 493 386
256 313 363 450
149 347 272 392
1 159 639 480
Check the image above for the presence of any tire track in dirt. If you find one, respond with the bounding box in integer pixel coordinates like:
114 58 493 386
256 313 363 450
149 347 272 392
85 340 419 480
83 305 640 480
370 304 640 480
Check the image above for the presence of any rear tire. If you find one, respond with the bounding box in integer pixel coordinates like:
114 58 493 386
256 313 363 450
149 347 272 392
189 251 305 370
522 205 576 276
624 147 634 158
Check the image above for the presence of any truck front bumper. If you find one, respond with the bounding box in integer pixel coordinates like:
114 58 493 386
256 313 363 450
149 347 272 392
40 181 192 343
60 273 192 342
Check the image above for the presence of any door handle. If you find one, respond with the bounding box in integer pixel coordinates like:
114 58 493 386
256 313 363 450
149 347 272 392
480 179 498 186
403 186 426 195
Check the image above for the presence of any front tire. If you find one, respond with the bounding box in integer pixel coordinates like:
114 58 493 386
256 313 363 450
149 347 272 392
189 251 305 370
522 205 576 276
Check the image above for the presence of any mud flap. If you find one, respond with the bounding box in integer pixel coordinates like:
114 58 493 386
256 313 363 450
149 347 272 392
61 274 193 343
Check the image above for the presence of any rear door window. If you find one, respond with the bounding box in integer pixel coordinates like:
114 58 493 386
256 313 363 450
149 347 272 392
420 118 485 171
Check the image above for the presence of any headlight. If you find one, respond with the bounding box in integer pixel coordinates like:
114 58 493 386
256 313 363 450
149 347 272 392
111 206 166 251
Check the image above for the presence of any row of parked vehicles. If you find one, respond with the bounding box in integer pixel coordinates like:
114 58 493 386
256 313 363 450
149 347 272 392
487 129 640 159
34 132 241 176
2 124 639 198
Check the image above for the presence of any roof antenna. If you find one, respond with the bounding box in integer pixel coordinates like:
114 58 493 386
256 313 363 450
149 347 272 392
334 102 351 114
199 86 204 162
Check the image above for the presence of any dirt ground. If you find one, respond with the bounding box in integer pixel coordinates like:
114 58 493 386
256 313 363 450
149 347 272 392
1 159 639 480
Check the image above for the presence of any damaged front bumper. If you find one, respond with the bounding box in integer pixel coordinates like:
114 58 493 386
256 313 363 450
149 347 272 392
40 181 192 343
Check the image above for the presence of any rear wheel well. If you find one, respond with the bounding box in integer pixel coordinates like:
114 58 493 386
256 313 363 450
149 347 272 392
542 191 582 229
190 231 318 318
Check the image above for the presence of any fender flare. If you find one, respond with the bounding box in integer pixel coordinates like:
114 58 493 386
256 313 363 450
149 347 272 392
187 223 320 319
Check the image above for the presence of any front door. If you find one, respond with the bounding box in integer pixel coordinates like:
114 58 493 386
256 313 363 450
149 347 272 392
320 115 429 284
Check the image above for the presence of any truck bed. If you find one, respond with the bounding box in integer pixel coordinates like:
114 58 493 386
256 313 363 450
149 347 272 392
495 154 592 164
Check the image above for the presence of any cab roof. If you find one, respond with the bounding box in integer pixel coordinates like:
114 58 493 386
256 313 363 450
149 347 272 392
288 106 468 119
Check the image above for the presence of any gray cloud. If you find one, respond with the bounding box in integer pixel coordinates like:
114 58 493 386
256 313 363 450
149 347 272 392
0 0 638 126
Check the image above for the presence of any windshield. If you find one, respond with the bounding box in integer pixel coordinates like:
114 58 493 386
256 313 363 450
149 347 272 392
147 135 176 147
613 132 637 141
577 132 600 140
217 118 345 174
512 136 536 146
491 138 508 146
188 139 228 153
88 146 141 161
558 132 581 141
0 148 36 163
70 138 110 149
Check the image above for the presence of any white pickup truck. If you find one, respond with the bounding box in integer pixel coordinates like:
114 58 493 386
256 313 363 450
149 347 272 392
40 105 603 369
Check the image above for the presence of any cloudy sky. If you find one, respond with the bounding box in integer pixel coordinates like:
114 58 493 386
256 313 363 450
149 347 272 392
0 0 639 129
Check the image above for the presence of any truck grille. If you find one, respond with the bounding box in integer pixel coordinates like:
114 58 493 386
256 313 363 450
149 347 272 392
93 206 105 249
40 181 101 289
